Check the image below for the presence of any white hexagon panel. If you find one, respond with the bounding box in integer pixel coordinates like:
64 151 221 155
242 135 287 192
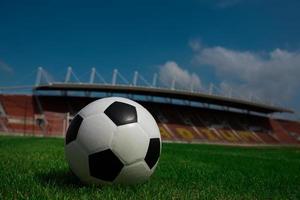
111 123 149 165
114 161 152 184
76 113 116 153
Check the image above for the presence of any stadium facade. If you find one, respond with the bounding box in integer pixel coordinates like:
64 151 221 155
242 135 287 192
0 67 299 145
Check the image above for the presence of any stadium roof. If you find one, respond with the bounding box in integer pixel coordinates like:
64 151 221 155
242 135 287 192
34 83 293 114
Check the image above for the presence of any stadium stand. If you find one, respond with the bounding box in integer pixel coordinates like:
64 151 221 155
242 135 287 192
276 119 300 144
1 94 299 145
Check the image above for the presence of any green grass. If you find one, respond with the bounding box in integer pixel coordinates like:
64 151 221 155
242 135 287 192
0 136 299 200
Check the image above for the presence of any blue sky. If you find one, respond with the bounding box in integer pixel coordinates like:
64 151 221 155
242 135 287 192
0 0 300 117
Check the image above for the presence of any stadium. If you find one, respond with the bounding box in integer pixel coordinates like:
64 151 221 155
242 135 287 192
1 67 300 199
1 67 299 145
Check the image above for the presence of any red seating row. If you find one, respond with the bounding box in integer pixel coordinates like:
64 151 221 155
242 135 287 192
0 95 35 117
0 94 299 144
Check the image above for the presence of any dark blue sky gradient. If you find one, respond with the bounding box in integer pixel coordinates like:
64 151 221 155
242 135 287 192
0 0 300 86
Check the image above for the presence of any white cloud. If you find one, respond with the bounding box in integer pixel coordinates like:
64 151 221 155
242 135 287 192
0 60 13 73
192 43 300 106
159 61 201 91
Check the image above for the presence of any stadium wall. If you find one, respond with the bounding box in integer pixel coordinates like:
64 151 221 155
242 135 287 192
0 94 299 145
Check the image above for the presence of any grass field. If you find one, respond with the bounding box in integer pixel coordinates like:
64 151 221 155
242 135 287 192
0 136 299 200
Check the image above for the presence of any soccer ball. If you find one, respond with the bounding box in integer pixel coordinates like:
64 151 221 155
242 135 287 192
64 97 161 185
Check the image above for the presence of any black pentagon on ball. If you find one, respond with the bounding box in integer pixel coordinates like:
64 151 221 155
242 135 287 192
88 149 124 182
65 115 83 145
104 101 137 126
145 138 161 169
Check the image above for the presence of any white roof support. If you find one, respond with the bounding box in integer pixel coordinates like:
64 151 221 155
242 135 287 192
171 78 176 90
95 70 107 84
117 71 130 84
65 66 72 83
89 67 96 84
133 71 138 86
112 69 118 85
152 73 157 87
35 67 43 86
138 73 151 86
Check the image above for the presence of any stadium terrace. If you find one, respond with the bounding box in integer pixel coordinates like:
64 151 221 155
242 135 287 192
0 67 299 145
